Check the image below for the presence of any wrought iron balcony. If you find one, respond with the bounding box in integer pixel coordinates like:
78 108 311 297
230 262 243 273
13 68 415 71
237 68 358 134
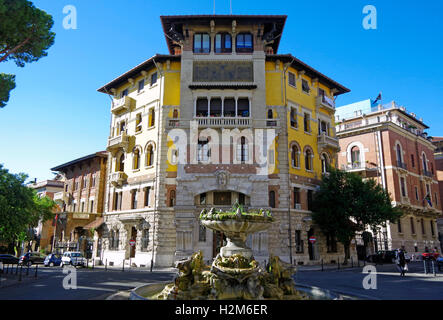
397 161 408 171
194 117 251 128
109 171 127 187
317 132 339 151
111 96 134 114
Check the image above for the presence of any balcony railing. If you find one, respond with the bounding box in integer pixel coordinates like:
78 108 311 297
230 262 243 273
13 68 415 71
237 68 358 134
317 132 339 150
316 95 335 110
109 171 127 187
397 161 407 170
423 170 433 178
194 117 251 128
107 132 130 154
111 96 134 113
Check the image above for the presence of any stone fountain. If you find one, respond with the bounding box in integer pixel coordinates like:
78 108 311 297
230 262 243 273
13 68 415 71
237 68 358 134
141 203 304 300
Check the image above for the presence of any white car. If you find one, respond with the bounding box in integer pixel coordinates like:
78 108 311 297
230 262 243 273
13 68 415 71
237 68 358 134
60 252 86 267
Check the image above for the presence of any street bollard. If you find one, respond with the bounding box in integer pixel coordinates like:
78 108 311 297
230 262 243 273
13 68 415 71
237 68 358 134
129 258 132 269
105 259 107 271
351 257 354 268
321 259 324 272
18 265 22 282
34 265 38 278
92 258 95 270
87 258 89 269
122 260 125 272
423 260 427 275
432 260 436 277
15 264 19 275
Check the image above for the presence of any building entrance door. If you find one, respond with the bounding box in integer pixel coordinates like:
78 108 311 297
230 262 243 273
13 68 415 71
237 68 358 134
130 227 137 258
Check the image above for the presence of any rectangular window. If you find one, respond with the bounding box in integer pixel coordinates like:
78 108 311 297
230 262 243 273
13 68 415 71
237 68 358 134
121 89 128 98
307 190 313 211
135 113 142 132
92 175 96 187
400 177 407 197
83 177 87 189
131 190 138 210
149 108 155 127
304 113 311 133
238 193 245 205
213 192 231 206
215 33 232 53
397 219 402 233
138 79 145 92
288 72 296 87
411 154 415 167
81 202 85 212
295 230 304 253
293 188 300 209
410 217 415 234
237 98 250 117
144 187 151 207
151 72 157 85
302 79 310 93
90 200 94 212
73 203 76 212
141 230 149 251
290 107 297 128
415 187 419 200
194 33 210 53
223 98 235 117
236 33 253 52
196 98 209 117
197 139 210 162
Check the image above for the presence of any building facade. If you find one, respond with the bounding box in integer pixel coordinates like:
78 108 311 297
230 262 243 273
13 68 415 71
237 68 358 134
27 179 64 252
98 15 355 267
50 152 107 260
432 137 443 251
336 100 442 258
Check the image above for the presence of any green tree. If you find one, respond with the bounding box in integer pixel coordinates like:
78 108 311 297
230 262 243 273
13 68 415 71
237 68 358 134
0 0 55 108
0 164 56 255
312 168 402 264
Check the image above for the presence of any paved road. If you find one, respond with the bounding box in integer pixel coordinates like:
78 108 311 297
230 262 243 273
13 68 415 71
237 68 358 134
295 262 443 300
0 267 175 300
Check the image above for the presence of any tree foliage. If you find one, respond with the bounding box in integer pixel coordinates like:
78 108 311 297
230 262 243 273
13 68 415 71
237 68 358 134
312 168 403 262
0 164 56 250
0 0 55 108
0 73 16 108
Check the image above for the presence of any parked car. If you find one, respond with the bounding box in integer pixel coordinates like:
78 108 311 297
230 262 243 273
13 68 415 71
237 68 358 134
19 252 46 266
0 254 19 265
61 252 86 267
366 250 411 264
44 254 62 267
422 252 440 260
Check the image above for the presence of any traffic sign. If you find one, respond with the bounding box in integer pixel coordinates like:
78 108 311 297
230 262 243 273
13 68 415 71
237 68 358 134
309 236 316 244
129 240 136 246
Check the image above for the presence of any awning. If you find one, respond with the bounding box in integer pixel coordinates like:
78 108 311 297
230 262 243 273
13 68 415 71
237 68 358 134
82 217 104 230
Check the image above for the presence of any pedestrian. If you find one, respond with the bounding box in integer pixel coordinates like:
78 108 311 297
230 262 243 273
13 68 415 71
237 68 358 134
396 248 406 276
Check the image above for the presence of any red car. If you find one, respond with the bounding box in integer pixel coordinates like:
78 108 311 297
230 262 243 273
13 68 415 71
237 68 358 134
422 252 440 260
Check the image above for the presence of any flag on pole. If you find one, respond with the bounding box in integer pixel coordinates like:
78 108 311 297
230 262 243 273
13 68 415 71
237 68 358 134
372 92 382 105
424 194 432 207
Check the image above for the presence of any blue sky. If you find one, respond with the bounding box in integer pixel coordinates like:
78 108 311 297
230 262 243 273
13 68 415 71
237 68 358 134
1 0 442 182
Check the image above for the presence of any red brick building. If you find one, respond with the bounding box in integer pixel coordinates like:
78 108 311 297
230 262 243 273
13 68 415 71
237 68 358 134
336 100 441 258
432 137 443 251
51 152 107 260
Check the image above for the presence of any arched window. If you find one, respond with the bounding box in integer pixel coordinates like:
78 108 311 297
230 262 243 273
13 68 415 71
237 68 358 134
291 145 300 168
118 154 125 172
351 146 360 168
305 149 313 171
237 136 249 163
269 190 276 208
146 144 154 166
169 190 176 207
396 144 403 164
133 149 140 170
422 153 428 172
321 153 329 173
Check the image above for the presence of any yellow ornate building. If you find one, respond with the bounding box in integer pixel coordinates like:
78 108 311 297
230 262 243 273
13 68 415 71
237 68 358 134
98 15 353 267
